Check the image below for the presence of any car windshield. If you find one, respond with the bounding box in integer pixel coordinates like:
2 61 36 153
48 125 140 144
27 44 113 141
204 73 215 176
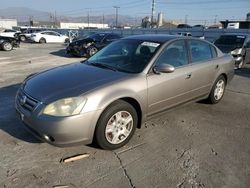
86 39 162 73
214 35 245 46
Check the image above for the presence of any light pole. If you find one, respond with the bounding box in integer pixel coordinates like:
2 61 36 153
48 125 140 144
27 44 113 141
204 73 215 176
185 15 188 24
113 6 120 28
85 8 90 28
214 15 218 25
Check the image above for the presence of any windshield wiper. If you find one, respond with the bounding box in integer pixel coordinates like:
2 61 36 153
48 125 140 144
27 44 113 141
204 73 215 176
88 62 117 72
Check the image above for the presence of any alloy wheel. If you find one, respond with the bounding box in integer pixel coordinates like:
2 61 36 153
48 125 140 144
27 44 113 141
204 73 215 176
105 111 133 144
214 79 225 101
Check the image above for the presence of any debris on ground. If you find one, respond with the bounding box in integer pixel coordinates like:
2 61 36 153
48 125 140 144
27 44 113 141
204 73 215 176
53 185 69 188
60 153 90 163
211 148 218 156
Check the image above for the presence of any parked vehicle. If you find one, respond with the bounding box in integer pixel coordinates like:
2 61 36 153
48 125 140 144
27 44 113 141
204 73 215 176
0 36 20 51
30 31 69 43
214 34 250 68
177 24 192 28
16 35 234 150
66 33 121 57
178 32 192 37
18 28 44 41
0 29 21 38
193 25 206 29
227 22 240 29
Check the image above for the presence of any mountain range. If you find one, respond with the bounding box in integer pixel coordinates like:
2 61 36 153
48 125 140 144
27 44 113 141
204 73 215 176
0 7 142 26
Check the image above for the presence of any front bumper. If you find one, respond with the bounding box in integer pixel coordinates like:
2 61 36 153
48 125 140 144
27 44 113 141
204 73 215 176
231 54 243 67
15 90 101 146
66 45 88 57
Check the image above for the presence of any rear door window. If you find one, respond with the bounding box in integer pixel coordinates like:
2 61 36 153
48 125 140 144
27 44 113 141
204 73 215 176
188 40 213 63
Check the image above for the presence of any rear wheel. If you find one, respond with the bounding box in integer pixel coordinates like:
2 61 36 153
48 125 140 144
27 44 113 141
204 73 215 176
20 35 26 42
2 42 13 51
95 100 137 150
39 38 46 44
207 75 226 104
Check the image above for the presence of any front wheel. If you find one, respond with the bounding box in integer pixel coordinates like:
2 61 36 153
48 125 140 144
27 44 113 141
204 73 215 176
95 100 137 150
207 75 226 104
87 46 98 57
2 42 13 51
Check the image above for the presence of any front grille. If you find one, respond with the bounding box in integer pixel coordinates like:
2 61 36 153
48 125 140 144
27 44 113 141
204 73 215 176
17 90 40 112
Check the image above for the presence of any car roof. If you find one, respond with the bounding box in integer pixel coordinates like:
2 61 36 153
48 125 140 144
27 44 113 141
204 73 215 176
123 34 182 43
92 32 119 36
220 33 250 37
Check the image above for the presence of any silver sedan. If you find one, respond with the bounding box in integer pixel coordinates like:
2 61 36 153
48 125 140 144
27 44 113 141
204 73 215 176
16 35 234 150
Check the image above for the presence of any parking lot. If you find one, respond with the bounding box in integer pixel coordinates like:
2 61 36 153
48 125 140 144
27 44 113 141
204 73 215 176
0 43 250 188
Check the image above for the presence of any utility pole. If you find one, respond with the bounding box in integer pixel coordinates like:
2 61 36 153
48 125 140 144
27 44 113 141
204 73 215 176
87 11 89 28
151 0 155 27
85 8 90 28
54 10 57 28
185 15 188 24
102 13 105 28
113 6 120 28
214 15 218 25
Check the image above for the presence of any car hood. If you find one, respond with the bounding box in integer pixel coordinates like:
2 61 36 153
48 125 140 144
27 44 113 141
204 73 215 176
23 62 128 103
70 38 94 46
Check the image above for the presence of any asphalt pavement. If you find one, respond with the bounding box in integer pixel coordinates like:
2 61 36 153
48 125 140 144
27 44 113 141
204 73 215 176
0 43 249 188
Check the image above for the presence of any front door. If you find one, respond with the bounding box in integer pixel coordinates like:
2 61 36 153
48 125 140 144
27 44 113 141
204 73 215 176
147 39 194 115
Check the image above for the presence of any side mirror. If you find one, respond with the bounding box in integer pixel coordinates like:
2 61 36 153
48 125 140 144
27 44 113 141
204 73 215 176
153 64 175 74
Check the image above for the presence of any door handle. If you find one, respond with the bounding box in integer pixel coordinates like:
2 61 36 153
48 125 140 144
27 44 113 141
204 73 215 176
186 73 192 79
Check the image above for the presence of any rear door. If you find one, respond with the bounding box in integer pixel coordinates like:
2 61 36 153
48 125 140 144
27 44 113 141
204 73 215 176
147 39 195 115
187 39 219 96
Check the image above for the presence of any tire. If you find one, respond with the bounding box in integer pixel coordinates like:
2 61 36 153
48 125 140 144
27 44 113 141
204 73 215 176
39 38 46 44
2 42 13 51
65 38 70 43
95 100 138 150
88 46 98 57
20 35 26 42
207 75 226 104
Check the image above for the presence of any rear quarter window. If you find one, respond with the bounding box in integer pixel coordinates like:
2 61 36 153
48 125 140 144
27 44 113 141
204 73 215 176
210 45 218 58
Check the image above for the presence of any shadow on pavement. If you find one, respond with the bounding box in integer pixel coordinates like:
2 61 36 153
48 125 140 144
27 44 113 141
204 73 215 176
0 83 42 144
50 49 69 58
235 64 250 78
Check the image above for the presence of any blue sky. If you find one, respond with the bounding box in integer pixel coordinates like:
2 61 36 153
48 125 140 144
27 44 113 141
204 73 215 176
0 0 249 24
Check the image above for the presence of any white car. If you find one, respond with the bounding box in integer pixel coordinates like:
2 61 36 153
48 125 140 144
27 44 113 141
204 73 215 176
30 31 69 43
0 29 20 38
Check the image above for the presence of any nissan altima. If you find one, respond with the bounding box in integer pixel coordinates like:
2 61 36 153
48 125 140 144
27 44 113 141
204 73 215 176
15 35 234 150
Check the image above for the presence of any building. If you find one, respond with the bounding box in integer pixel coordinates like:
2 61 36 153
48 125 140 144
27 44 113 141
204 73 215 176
220 20 250 29
0 19 17 29
220 13 250 29
60 22 109 29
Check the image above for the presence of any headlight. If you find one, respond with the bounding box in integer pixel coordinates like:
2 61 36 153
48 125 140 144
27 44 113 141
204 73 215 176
231 48 242 55
43 97 87 117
